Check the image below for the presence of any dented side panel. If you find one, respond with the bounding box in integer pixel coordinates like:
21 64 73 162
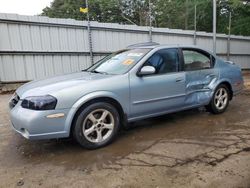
184 57 243 107
185 65 219 106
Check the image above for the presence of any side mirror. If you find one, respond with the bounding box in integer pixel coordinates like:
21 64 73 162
137 66 156 76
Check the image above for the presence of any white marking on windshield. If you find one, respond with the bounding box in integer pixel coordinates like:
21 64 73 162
127 53 144 57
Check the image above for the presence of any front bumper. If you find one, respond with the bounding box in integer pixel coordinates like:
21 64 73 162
10 101 70 140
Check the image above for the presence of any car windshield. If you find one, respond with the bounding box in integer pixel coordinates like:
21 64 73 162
86 48 151 75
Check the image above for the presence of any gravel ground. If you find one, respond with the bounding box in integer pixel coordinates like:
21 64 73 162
0 79 250 188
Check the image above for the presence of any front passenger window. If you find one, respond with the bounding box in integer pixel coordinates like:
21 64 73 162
183 50 211 71
144 48 179 74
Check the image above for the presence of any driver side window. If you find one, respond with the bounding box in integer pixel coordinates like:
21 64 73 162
144 48 179 75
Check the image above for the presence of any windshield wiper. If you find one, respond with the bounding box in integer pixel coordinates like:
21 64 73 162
90 70 108 75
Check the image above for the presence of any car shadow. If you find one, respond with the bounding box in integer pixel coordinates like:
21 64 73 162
5 107 220 169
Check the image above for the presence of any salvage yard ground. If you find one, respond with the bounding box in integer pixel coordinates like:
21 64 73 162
0 73 250 188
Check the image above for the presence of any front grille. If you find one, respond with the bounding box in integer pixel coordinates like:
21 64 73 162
9 93 20 109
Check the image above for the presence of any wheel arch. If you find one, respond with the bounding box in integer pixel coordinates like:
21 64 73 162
215 80 233 100
65 92 127 137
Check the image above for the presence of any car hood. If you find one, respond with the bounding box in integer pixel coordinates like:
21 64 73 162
16 71 113 99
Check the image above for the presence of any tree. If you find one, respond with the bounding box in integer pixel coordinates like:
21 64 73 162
42 0 124 23
119 0 149 26
228 0 250 36
41 0 250 36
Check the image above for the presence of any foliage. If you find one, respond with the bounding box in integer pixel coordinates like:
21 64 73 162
41 0 250 36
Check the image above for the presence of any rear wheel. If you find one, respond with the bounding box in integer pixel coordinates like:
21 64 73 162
206 84 230 114
73 102 120 149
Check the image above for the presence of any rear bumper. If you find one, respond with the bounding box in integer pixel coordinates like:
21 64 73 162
10 102 70 140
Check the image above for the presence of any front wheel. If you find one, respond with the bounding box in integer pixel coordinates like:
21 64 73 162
73 102 120 149
206 84 230 114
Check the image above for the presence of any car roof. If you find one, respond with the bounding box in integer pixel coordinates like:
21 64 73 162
127 42 213 55
128 42 198 49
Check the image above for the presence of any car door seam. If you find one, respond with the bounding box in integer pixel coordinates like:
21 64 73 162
133 93 186 105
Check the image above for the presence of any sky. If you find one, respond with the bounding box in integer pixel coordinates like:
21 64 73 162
0 0 53 16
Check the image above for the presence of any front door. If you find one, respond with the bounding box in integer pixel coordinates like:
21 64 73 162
129 48 186 119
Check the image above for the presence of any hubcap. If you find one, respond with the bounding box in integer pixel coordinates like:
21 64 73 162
214 88 228 110
82 109 115 143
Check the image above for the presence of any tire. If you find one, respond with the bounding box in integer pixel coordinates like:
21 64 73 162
206 84 230 114
73 102 120 149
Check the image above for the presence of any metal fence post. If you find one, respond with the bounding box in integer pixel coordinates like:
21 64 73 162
149 0 152 42
227 12 232 61
213 0 217 54
193 4 197 45
86 0 94 65
0 75 2 92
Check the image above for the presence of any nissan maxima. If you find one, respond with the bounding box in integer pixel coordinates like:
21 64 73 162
9 43 244 149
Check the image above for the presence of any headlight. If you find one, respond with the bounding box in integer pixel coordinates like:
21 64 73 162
21 95 57 110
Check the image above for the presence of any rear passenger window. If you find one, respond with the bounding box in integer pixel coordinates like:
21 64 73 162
144 48 179 74
183 50 211 71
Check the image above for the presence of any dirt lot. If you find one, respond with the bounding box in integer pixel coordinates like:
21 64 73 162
0 80 250 188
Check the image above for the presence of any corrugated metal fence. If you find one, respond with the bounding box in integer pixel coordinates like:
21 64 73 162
0 13 250 82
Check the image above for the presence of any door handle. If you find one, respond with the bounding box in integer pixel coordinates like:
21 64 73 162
176 77 184 82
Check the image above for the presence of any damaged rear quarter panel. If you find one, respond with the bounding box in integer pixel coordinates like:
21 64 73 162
215 58 243 95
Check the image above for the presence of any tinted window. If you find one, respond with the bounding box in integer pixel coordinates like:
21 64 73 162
144 48 179 74
183 50 211 71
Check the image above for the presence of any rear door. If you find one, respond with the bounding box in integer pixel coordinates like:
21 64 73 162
181 48 218 106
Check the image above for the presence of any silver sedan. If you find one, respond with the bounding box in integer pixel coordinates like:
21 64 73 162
9 43 244 149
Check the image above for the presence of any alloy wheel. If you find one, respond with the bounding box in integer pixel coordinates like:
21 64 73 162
82 109 115 143
214 87 228 110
